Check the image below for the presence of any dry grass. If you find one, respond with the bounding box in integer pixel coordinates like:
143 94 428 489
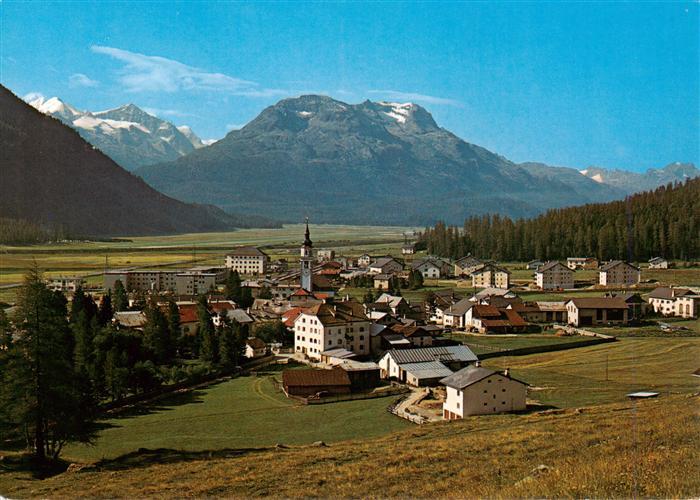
1 394 697 498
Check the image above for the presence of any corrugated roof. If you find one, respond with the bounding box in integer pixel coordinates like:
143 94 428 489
388 345 478 365
440 365 527 389
401 361 454 379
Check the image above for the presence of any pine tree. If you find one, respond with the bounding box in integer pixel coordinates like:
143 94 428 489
218 317 244 368
112 280 128 312
197 295 217 363
143 300 172 365
97 292 113 326
224 270 242 302
0 267 96 461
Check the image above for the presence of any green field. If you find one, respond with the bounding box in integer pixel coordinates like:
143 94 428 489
485 337 700 408
61 366 409 462
0 224 413 301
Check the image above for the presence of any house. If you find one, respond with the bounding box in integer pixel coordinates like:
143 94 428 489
566 257 598 270
334 360 381 391
535 261 574 290
454 256 485 277
48 276 86 292
648 257 669 269
104 268 217 295
471 287 518 302
282 368 352 397
386 324 438 347
441 364 527 418
113 311 147 330
293 301 371 361
357 254 374 268
244 337 267 358
225 246 269 275
599 261 640 286
368 257 403 275
526 260 544 270
470 264 511 289
605 291 647 320
372 293 411 316
565 297 629 326
317 249 335 262
378 345 478 383
401 361 455 387
412 257 451 279
648 287 699 318
506 302 546 323
426 290 463 325
675 294 700 319
443 297 474 329
465 304 529 333
373 273 394 290
401 243 416 255
535 301 568 323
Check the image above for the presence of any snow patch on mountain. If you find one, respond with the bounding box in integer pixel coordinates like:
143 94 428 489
378 101 414 124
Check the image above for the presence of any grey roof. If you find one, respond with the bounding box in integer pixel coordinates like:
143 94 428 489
113 311 147 328
648 257 667 263
470 263 511 275
444 297 474 316
537 261 570 273
388 345 478 365
401 361 454 380
600 260 640 272
440 364 527 389
648 287 692 300
320 348 356 359
226 309 254 323
370 257 400 268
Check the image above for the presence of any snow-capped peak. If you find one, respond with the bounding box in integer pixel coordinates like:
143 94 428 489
579 169 589 176
29 96 82 119
177 125 206 148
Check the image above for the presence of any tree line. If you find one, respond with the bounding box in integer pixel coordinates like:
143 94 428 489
0 268 270 462
418 179 699 262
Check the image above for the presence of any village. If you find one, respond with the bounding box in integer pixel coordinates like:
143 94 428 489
40 222 698 426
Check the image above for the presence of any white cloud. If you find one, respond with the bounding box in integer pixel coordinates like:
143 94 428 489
91 45 286 97
368 90 461 106
142 107 194 118
69 73 100 88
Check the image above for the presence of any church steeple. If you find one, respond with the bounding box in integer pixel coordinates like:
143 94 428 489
303 217 313 248
300 217 313 292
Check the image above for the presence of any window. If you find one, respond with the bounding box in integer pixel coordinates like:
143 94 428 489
359 335 364 340
456 402 460 409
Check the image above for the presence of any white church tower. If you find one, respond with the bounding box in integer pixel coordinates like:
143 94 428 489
300 218 313 292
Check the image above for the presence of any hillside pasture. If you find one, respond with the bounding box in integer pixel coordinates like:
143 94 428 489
59 368 409 463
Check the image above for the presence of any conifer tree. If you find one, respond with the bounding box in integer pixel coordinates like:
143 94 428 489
112 279 128 312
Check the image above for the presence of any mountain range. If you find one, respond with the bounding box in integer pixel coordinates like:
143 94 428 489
1 86 276 236
134 95 698 225
28 96 214 170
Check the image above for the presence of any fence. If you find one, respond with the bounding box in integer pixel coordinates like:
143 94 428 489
478 336 615 360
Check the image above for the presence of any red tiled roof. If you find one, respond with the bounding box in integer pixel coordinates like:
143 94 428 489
282 307 305 327
178 303 198 323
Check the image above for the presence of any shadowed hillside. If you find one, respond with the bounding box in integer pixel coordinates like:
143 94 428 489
0 86 277 237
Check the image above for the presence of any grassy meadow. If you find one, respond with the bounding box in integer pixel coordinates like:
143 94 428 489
484 337 700 408
1 393 697 498
60 366 409 463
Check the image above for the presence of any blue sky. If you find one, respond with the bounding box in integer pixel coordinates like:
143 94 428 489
1 1 698 171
